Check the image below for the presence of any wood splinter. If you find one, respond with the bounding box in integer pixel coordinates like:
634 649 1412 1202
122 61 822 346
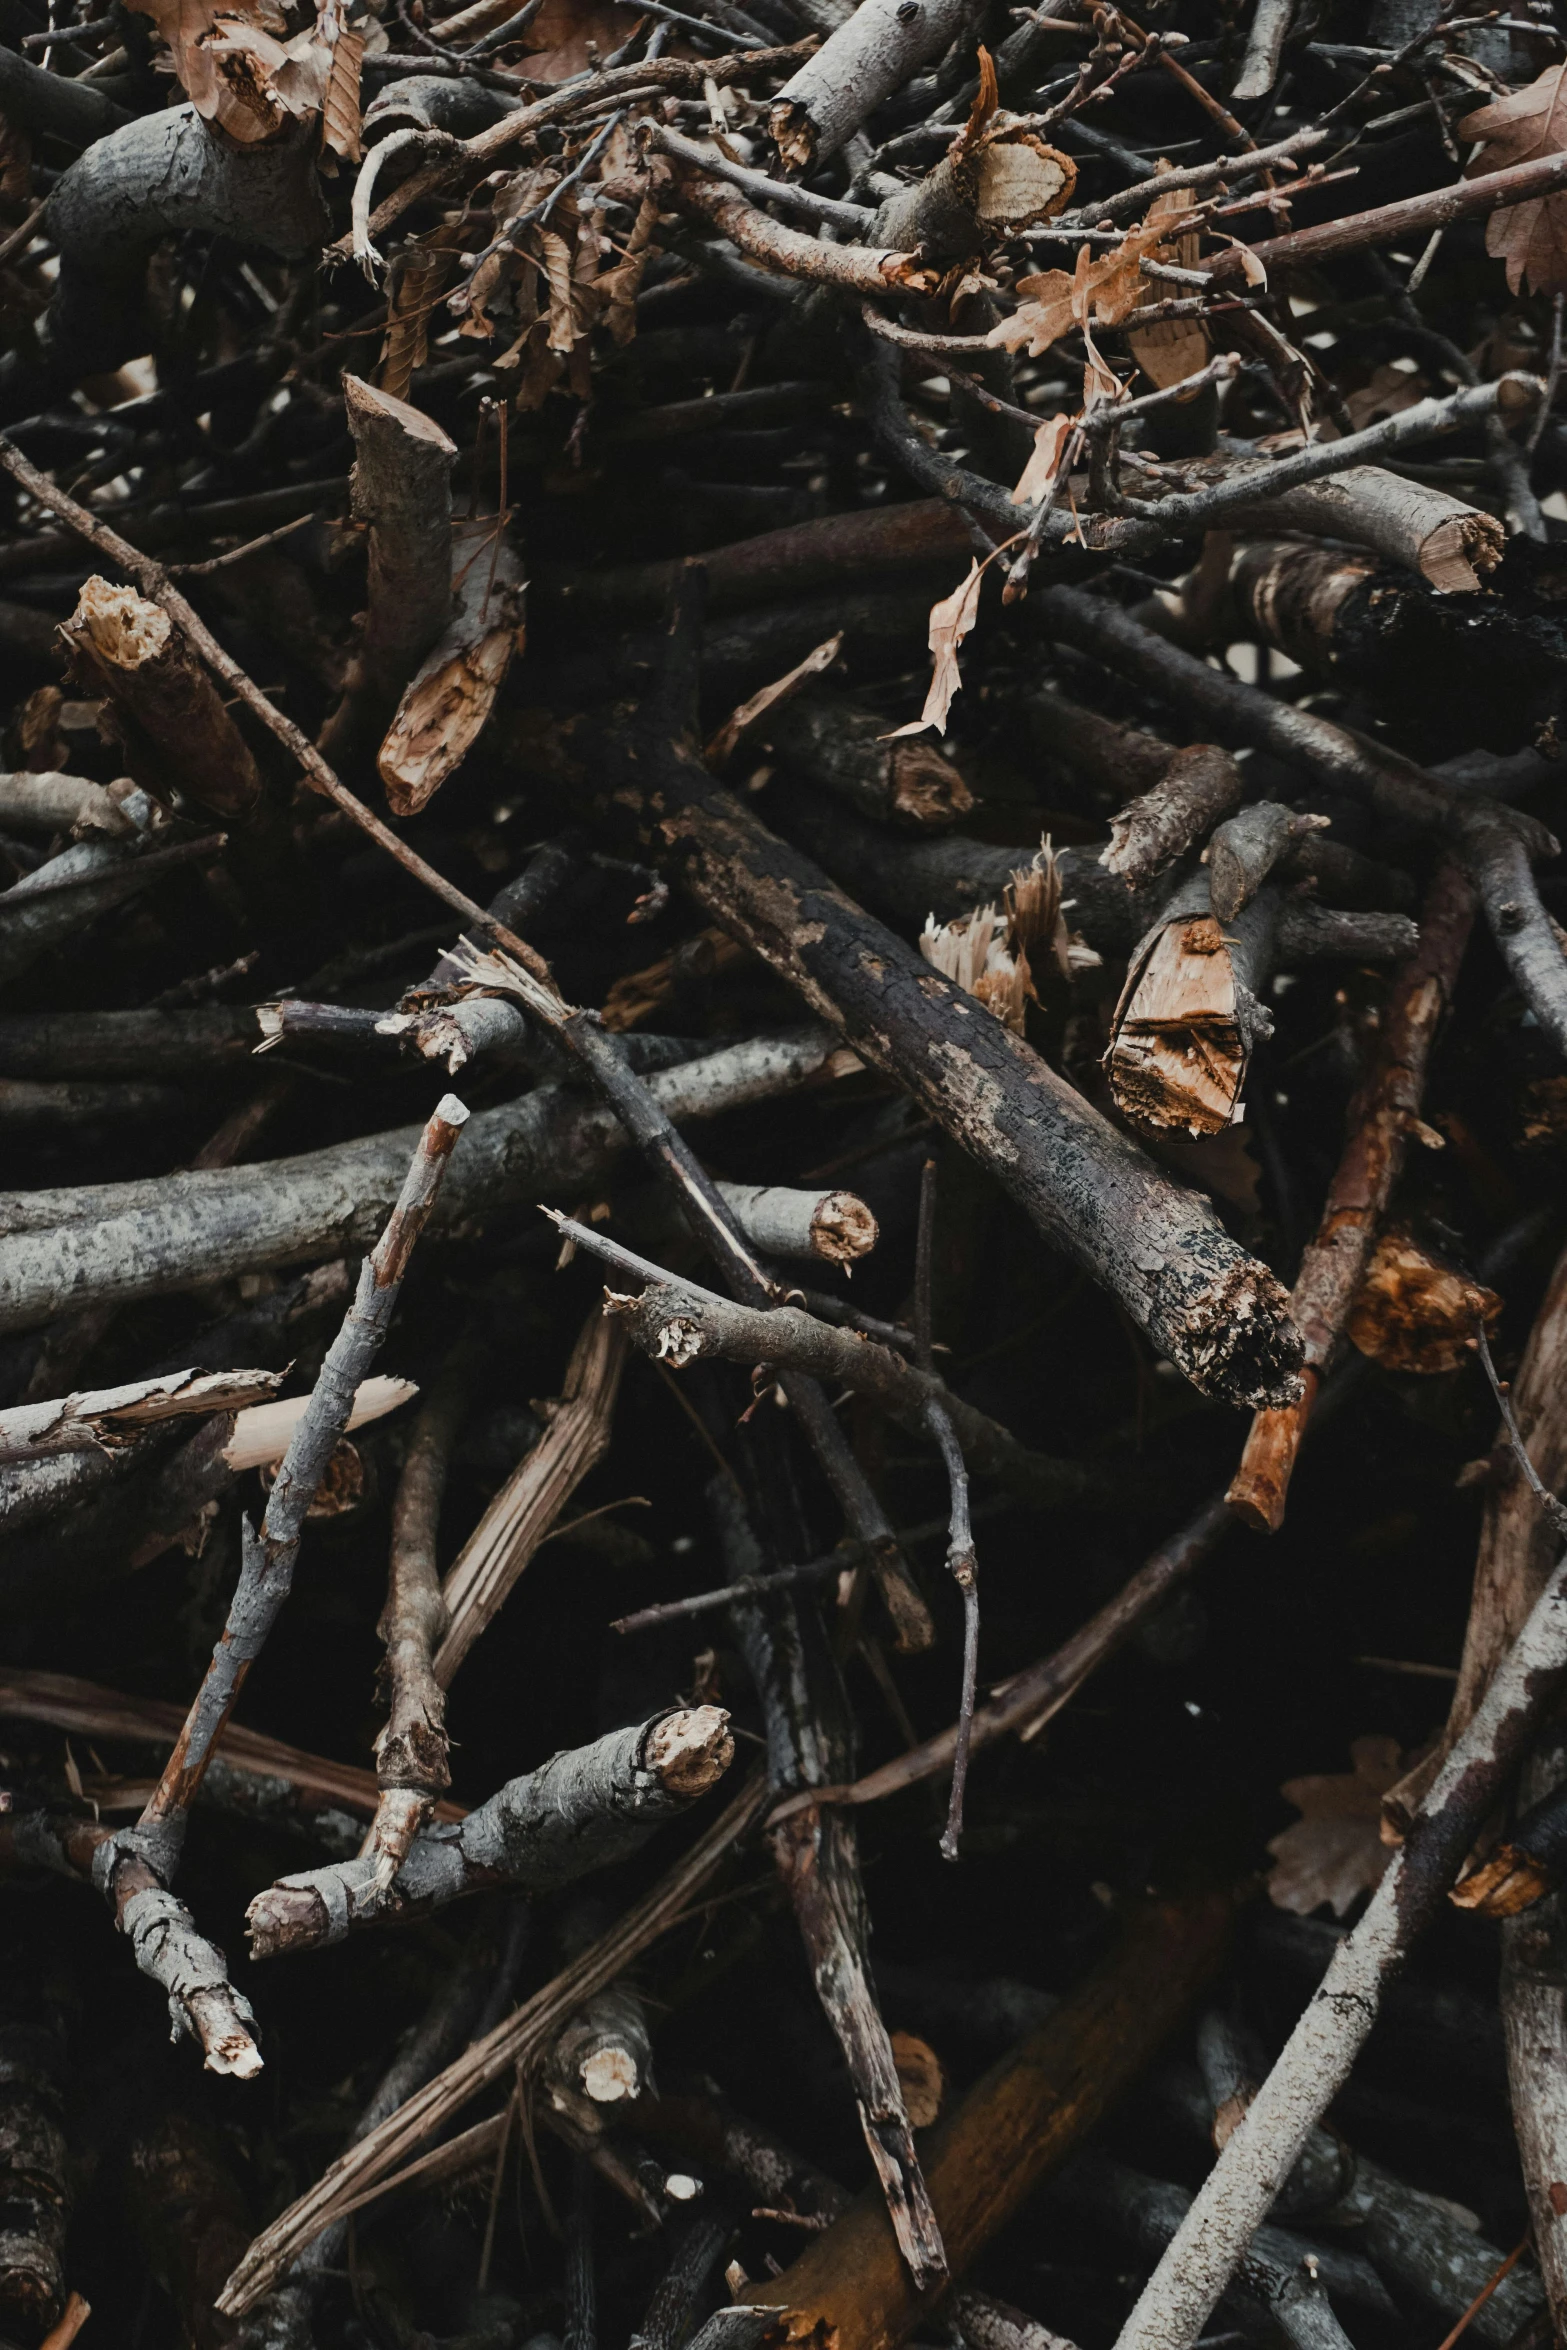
1106 870 1280 1138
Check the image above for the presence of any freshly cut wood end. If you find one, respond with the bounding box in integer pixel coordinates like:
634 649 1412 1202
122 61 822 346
72 576 171 670
580 2043 640 2102
192 1993 265 2076
244 1882 320 1960
343 373 458 454
1450 1841 1552 1916
644 1704 734 1796
890 738 974 828
974 132 1075 230
224 1374 419 1471
810 1191 879 1264
1421 508 1506 594
379 623 520 815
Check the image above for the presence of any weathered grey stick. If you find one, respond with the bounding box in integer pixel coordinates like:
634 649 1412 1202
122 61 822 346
1054 2154 1363 2350
86 1099 466 2076
1111 1530 1567 2350
360 1333 482 1900
445 941 932 1653
0 1368 280 1465
0 1027 842 1333
768 0 972 167
583 679 1302 1407
245 1707 735 1957
0 836 227 988
548 1214 1109 1511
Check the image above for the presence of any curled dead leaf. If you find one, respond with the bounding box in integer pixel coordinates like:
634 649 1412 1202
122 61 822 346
1011 413 1073 507
1460 65 1567 296
889 558 988 739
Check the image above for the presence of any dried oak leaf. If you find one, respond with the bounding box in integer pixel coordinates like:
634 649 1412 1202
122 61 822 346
1010 412 1073 506
1459 66 1567 295
1266 1734 1403 1918
518 0 637 81
988 188 1196 359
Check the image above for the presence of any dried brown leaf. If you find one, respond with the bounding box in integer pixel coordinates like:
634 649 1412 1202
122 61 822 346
704 632 843 770
1459 65 1567 295
1266 1735 1404 1918
889 559 987 738
1010 412 1073 507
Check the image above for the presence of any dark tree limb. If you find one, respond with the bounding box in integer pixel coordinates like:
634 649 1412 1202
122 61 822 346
571 660 1303 1410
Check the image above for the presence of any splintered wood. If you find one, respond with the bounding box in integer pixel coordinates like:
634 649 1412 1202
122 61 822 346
1107 909 1245 1137
5 3 1567 2346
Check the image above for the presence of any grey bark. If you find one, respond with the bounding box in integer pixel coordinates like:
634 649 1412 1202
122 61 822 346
1101 744 1248 893
1031 584 1567 1061
0 837 223 988
0 1077 185 1126
0 2016 70 2344
42 107 329 380
768 0 974 167
763 687 973 830
563 1216 1108 1509
769 786 1412 958
1502 1731 1567 2339
1208 805 1324 922
596 727 1301 1405
710 1474 945 2292
1054 2155 1370 2350
1173 2051 1539 2343
245 1708 735 1957
0 1026 841 1334
1232 0 1293 99
0 1007 258 1081
712 1181 877 1265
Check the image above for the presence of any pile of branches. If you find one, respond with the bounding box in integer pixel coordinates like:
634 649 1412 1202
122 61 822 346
7 0 1567 2341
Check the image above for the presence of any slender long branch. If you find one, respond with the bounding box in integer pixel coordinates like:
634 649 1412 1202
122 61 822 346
545 1213 1111 1511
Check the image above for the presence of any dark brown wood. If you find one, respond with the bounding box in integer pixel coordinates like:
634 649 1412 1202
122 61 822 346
749 1891 1234 2350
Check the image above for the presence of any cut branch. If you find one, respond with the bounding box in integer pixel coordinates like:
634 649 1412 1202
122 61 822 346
245 1707 735 1956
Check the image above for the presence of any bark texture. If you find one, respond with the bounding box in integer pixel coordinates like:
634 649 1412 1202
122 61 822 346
245 1707 734 1956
